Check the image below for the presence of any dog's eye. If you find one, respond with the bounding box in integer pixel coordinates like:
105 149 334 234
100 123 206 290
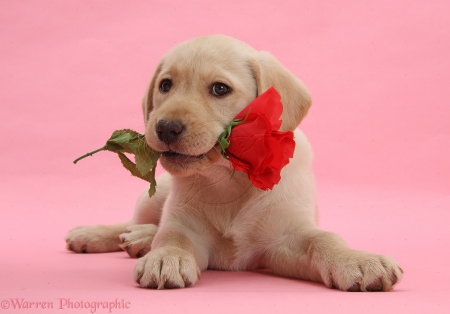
211 83 231 97
159 80 172 93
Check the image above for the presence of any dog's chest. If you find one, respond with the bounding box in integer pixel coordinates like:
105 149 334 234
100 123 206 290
201 205 264 271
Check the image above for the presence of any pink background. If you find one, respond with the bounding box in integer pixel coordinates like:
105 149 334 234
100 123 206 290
1 0 449 313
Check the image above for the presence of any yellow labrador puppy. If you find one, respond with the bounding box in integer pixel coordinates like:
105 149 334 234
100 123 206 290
66 35 403 291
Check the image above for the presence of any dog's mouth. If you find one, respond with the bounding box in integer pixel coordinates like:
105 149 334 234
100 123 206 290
161 150 207 163
156 144 222 174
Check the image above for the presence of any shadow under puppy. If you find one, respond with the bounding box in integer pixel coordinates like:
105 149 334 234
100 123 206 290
66 35 403 291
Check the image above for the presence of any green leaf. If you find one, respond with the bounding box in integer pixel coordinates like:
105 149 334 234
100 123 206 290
117 152 145 180
117 152 157 197
147 165 157 197
105 129 142 154
73 129 160 198
129 139 160 176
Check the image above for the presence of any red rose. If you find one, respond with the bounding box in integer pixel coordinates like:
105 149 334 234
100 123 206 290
220 87 295 190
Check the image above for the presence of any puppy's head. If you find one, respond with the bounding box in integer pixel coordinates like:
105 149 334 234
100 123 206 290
142 35 311 177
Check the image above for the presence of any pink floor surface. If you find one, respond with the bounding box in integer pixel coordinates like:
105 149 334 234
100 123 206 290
1 1 449 313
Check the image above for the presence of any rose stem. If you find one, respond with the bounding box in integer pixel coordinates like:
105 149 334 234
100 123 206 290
73 146 107 164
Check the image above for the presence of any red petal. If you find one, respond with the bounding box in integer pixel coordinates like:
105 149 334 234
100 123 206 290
271 131 296 166
249 167 281 190
227 114 272 172
234 87 283 129
228 136 267 173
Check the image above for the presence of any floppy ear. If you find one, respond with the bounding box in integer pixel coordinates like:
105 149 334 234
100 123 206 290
249 52 311 131
142 61 164 123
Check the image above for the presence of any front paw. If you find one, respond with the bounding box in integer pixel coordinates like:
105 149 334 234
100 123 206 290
65 225 121 253
134 247 200 289
319 250 403 292
119 224 158 258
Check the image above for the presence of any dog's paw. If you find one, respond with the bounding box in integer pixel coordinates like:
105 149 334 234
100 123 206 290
65 225 122 253
134 247 200 289
118 224 158 258
319 250 403 292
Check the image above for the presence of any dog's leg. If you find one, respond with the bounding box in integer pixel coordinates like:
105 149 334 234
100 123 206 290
66 173 171 254
117 173 172 257
265 228 403 291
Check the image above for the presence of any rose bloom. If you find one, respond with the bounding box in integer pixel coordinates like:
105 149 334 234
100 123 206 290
225 87 295 190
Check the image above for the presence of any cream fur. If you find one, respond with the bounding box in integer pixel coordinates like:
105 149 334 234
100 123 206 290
66 35 403 291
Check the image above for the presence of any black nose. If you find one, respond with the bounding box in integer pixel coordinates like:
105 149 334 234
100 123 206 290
156 119 185 144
